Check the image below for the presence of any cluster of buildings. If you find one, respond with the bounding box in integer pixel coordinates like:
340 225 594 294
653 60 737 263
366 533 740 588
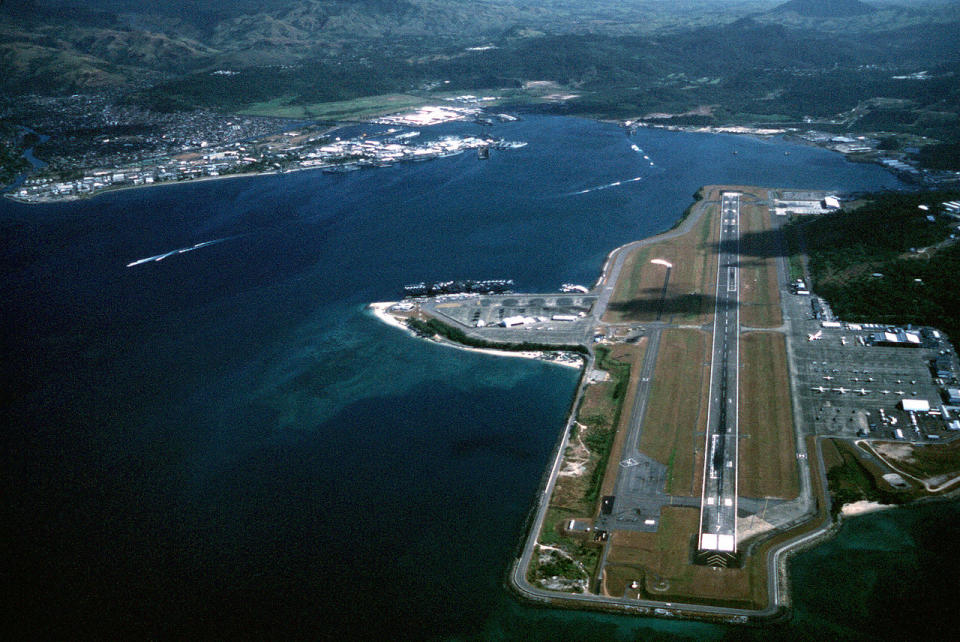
10 120 527 202
3 93 281 172
790 130 960 187
12 144 265 201
298 133 520 171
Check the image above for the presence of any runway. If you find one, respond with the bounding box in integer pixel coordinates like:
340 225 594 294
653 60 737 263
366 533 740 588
697 192 741 556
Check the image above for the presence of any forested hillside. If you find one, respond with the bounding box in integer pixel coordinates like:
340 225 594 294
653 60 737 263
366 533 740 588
798 192 960 342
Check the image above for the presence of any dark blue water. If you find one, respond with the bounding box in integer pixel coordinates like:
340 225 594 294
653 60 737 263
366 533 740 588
3 115 932 638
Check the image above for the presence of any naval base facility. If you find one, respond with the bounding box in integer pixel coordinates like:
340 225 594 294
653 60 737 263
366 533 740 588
370 185 960 622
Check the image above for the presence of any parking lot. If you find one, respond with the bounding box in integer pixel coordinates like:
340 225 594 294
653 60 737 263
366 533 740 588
426 294 596 327
419 293 599 347
788 303 958 443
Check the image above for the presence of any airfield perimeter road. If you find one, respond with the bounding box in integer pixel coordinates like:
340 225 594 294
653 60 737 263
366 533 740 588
494 187 831 619
697 191 741 555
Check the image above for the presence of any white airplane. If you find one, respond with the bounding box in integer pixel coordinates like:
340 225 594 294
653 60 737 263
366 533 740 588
867 377 875 382
833 387 848 394
811 385 827 393
857 388 869 395
808 330 823 341
823 375 834 381
881 389 891 395
895 390 905 395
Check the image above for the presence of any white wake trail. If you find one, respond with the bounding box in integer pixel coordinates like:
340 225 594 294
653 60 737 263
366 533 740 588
126 236 235 268
568 175 644 196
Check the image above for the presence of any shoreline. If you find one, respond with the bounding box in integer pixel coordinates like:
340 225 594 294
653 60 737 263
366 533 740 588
5 110 913 206
368 183 959 623
366 302 583 370
2 123 350 204
4 168 281 204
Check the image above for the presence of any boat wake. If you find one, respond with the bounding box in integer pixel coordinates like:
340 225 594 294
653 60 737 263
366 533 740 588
126 236 235 267
630 144 654 165
568 175 644 196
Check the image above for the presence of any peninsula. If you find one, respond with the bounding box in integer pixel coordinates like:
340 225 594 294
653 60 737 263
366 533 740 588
372 185 960 622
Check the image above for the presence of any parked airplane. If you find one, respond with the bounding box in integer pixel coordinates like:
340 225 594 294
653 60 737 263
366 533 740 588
808 330 823 341
857 388 869 395
881 389 891 395
811 386 827 393
823 375 834 381
833 387 849 394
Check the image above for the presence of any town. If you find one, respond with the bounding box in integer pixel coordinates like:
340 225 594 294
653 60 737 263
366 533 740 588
2 94 524 203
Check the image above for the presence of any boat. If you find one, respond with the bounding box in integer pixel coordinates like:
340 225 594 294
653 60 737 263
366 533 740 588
323 163 360 173
493 140 527 150
403 278 514 297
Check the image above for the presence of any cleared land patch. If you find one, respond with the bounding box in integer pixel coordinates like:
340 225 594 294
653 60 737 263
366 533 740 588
638 329 711 496
860 439 960 491
738 332 799 499
241 93 432 120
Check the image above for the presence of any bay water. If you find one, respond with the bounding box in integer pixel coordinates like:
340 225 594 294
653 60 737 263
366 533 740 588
5 115 947 639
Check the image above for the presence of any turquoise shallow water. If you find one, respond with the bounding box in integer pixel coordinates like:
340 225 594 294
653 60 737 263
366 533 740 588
4 114 948 639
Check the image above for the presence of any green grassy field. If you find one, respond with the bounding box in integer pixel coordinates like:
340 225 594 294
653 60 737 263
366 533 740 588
739 332 799 499
638 329 710 496
240 94 432 120
738 194 783 328
604 202 720 325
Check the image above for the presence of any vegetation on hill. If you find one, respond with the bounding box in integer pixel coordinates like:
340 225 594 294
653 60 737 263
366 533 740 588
2 0 960 168
794 190 960 342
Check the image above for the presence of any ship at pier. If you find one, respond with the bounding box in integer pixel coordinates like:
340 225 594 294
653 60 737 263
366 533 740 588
403 279 514 297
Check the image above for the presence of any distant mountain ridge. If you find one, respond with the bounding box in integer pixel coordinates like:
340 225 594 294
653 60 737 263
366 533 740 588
772 0 877 17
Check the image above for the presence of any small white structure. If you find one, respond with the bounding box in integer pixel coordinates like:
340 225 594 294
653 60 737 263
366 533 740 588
501 316 536 327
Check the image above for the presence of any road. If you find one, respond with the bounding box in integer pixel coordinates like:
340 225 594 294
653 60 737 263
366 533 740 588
697 191 741 556
498 188 835 620
593 328 667 534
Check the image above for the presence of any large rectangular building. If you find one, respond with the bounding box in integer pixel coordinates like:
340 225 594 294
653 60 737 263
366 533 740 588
869 330 922 348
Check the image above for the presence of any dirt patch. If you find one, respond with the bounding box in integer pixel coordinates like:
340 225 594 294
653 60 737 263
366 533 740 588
559 422 590 478
737 514 776 544
873 442 916 462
